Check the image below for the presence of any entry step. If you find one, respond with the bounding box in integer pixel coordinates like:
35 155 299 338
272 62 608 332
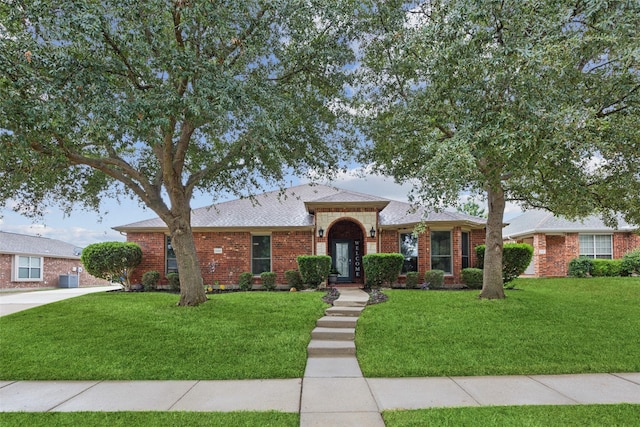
311 327 355 341
316 316 357 328
325 306 365 317
307 340 356 357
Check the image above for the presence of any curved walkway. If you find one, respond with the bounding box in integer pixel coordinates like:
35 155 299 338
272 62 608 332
1 287 639 424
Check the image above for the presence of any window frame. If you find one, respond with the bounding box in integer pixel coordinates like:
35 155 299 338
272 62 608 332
430 230 453 275
166 236 178 275
399 231 419 274
13 255 43 281
251 234 272 275
461 231 470 269
579 234 613 259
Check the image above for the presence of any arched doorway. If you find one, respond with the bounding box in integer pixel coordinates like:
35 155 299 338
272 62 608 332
327 219 364 284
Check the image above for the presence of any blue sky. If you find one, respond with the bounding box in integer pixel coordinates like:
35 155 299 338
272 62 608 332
0 167 523 248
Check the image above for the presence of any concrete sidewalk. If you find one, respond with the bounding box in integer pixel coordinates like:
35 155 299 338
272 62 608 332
1 373 639 413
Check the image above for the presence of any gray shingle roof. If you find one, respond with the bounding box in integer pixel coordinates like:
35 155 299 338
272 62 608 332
114 184 487 231
503 209 637 238
0 231 82 259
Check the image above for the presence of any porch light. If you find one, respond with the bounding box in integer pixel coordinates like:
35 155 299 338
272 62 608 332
370 227 376 238
318 227 324 238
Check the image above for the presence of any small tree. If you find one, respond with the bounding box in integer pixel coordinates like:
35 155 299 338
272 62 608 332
81 242 142 290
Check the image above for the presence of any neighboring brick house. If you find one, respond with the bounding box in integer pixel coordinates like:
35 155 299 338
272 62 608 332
114 184 487 286
503 210 640 277
0 231 110 290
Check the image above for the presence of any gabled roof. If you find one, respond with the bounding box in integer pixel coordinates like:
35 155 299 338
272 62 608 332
114 184 487 232
0 231 82 259
503 209 637 239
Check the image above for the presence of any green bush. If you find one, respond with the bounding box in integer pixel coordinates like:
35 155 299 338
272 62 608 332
285 269 303 290
424 269 445 289
363 253 404 288
166 272 180 291
461 268 483 289
591 259 623 277
141 270 160 291
405 271 420 289
238 272 254 291
297 255 331 288
621 248 640 276
475 243 534 286
260 272 277 291
568 257 593 278
80 241 142 290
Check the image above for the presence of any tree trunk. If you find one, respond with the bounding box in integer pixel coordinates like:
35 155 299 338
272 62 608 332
168 217 208 307
479 185 506 299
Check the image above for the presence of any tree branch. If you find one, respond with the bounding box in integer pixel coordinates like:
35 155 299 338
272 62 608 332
101 28 152 90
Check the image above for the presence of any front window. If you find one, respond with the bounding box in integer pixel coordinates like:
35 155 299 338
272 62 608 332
579 234 612 259
252 235 271 275
400 232 418 273
461 232 470 269
166 236 178 274
431 231 452 274
15 256 42 281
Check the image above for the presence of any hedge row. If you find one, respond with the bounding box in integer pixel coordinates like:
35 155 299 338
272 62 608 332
569 249 640 277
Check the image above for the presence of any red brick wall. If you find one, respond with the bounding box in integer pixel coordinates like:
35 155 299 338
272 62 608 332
529 231 640 277
1 253 109 289
128 230 314 286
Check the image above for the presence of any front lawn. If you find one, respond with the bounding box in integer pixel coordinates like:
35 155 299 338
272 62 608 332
0 411 298 427
0 291 326 380
357 277 640 377
383 404 640 427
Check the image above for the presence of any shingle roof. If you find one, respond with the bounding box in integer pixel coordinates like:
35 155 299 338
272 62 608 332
0 231 82 259
114 184 487 231
503 209 637 238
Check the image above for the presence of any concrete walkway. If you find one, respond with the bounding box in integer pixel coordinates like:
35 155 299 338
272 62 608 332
1 286 639 423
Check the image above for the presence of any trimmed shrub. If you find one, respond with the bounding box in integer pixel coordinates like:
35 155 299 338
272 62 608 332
142 270 160 291
260 272 277 291
297 255 331 288
405 271 420 289
568 257 593 278
166 272 180 291
363 253 404 288
475 243 534 286
285 270 303 290
461 268 483 289
424 269 445 289
80 241 142 290
591 259 623 277
621 248 640 276
238 272 253 291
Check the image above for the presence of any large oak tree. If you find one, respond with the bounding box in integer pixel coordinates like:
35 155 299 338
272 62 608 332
357 0 639 298
1 0 359 305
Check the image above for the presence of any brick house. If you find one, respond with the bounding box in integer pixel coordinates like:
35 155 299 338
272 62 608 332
0 231 110 290
503 210 640 277
114 184 487 286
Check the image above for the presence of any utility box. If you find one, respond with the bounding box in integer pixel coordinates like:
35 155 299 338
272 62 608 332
59 275 79 288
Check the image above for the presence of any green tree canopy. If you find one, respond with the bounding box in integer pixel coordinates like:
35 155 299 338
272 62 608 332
1 0 360 305
357 0 639 298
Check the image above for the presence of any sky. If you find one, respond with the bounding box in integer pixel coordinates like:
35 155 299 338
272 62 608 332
0 166 524 248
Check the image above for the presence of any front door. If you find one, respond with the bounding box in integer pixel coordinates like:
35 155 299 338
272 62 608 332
332 240 353 282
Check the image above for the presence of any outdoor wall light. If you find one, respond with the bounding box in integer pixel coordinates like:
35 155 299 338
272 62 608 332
370 227 376 238
318 227 324 238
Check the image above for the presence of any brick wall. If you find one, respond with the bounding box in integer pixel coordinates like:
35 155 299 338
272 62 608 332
1 253 109 290
528 231 640 277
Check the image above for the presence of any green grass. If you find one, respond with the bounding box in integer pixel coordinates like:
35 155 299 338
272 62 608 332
383 404 640 427
357 277 640 377
0 411 298 427
0 291 327 380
